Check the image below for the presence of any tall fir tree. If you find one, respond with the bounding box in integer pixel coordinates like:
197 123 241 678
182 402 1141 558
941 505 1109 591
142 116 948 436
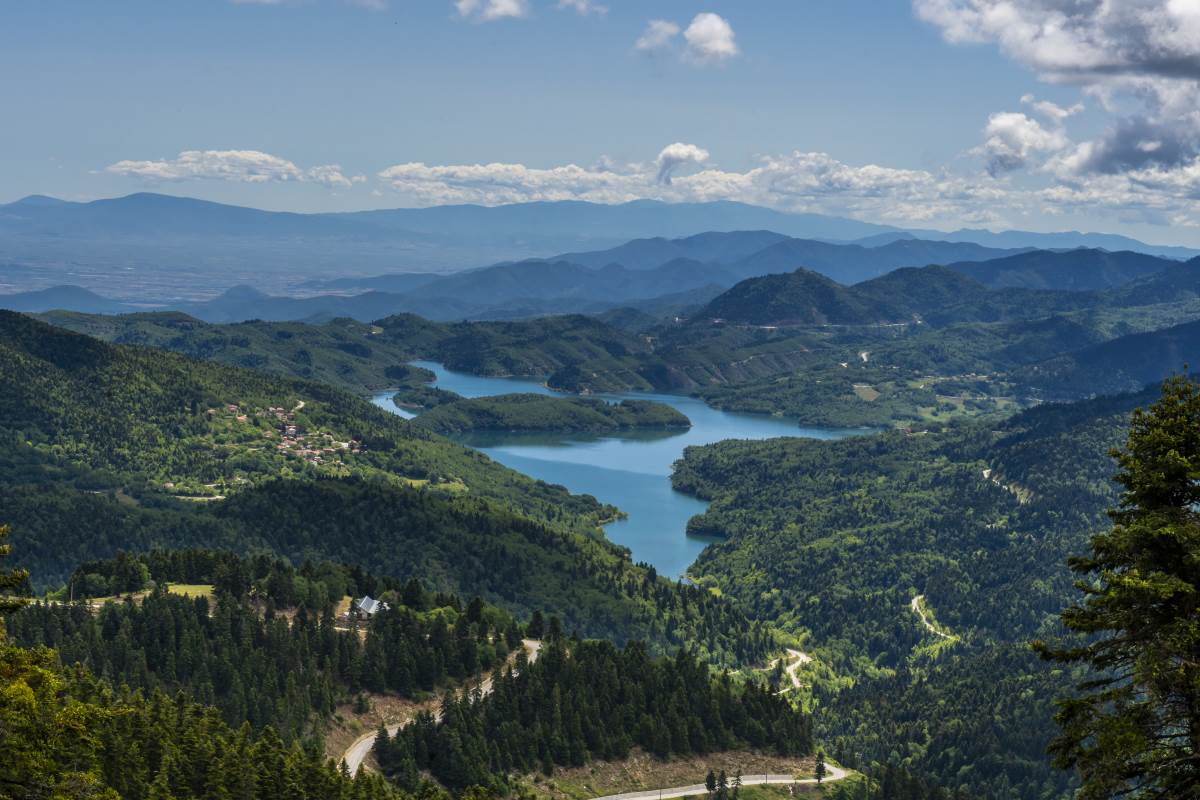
1036 373 1200 798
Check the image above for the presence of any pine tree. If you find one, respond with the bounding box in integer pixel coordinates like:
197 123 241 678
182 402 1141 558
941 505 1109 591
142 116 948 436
526 611 544 640
706 769 717 795
0 524 29 636
815 751 826 785
1035 373 1200 798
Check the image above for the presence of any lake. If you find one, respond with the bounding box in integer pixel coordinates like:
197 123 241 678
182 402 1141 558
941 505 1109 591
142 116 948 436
373 361 858 579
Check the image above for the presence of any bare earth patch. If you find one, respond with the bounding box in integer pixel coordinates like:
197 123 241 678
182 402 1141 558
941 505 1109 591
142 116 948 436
323 693 434 766
524 750 820 800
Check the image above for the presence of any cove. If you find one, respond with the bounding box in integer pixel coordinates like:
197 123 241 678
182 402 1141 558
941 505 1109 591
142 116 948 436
373 361 859 580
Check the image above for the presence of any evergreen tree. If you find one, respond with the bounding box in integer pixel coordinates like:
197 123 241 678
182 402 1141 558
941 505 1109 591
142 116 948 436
706 769 717 795
0 524 29 635
1036 373 1200 799
815 752 826 785
526 611 544 640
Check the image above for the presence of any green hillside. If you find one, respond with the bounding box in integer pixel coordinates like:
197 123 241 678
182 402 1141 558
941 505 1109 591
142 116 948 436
412 393 691 435
37 310 435 394
0 311 769 663
668 387 1152 797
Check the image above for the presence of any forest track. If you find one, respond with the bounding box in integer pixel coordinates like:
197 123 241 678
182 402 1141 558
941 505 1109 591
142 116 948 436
341 639 541 775
591 764 850 800
910 595 954 640
768 649 811 695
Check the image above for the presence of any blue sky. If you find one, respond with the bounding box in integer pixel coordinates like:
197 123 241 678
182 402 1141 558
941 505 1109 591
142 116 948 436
3 1 1199 244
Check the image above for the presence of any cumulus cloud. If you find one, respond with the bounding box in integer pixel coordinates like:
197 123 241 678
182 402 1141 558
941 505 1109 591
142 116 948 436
654 143 710 184
557 0 606 16
1057 116 1200 175
976 110 1070 176
105 150 364 189
683 12 738 63
375 144 1016 226
455 0 527 21
1020 93 1082 123
916 0 1200 183
914 0 1200 85
635 19 680 53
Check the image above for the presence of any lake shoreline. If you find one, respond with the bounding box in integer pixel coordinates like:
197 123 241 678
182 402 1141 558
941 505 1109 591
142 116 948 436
372 362 859 580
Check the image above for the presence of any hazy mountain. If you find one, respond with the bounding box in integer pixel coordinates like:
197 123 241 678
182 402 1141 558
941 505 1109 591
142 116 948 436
0 192 895 257
0 285 137 314
4 193 1195 303
171 285 476 324
913 226 1200 260
691 265 1094 328
296 272 442 293
1018 317 1200 399
948 249 1177 291
1104 258 1200 306
552 230 792 270
724 237 1024 284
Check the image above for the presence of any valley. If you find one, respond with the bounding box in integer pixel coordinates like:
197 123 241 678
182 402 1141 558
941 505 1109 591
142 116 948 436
3 208 1199 800
371 361 861 580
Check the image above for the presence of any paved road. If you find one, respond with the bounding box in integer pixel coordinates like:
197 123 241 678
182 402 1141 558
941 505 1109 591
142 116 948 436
591 764 850 800
341 639 541 775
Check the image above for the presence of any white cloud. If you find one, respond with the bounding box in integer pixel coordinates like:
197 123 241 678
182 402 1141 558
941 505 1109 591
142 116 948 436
105 150 364 189
975 110 1070 176
914 0 1200 86
1020 93 1082 123
375 144 1011 226
654 142 709 184
375 140 1200 230
683 12 738 63
455 0 528 21
557 0 606 16
915 0 1200 175
635 19 680 53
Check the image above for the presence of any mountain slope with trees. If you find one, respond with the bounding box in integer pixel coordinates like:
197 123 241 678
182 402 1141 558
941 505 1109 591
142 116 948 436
669 386 1158 797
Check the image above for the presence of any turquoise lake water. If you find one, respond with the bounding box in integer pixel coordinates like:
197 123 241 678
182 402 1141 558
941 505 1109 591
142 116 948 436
372 361 858 579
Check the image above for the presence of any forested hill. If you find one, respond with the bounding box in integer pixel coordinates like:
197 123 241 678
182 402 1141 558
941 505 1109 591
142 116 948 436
10 548 526 742
0 311 775 663
35 310 437 394
670 386 1154 797
947 248 1177 291
412 393 691 435
1015 318 1200 399
689 265 1092 328
0 309 605 525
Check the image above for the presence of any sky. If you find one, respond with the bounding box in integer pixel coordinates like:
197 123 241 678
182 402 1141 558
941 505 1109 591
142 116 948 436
3 1 1200 244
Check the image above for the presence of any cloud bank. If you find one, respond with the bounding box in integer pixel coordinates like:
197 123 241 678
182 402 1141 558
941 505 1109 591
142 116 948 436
104 150 363 189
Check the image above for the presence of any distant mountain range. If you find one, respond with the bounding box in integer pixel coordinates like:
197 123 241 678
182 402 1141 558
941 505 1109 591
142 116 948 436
2 192 1196 302
690 250 1200 328
1 232 1192 324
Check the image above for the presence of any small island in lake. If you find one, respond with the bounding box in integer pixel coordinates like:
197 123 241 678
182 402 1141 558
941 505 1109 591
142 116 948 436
411 392 692 435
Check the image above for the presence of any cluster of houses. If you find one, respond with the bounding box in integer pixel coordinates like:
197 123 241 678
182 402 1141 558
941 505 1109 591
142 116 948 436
274 426 363 466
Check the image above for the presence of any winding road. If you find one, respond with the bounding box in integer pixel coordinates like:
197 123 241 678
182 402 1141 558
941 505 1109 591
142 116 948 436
341 639 542 776
591 764 850 800
910 595 954 640
343 639 850 793
769 649 811 695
